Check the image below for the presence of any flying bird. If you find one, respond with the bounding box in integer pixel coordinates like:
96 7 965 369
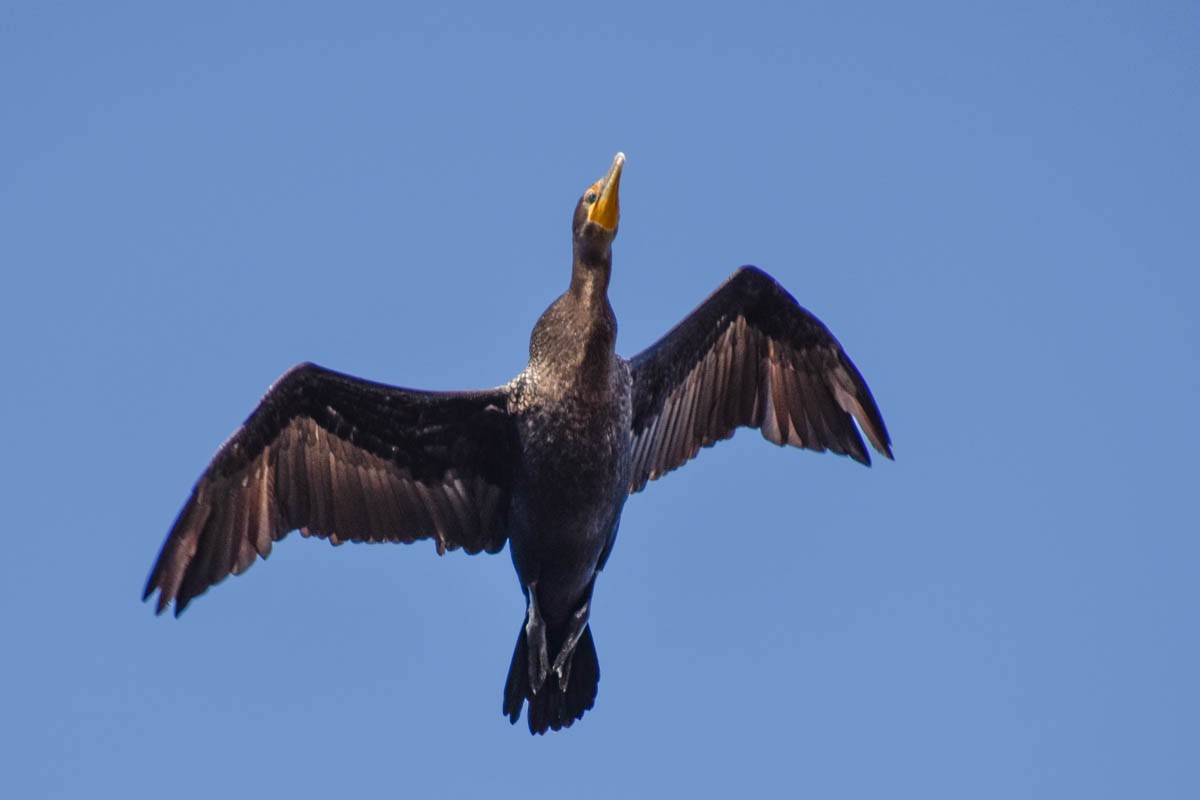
144 153 893 734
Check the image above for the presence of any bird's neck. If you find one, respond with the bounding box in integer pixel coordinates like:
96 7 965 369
570 244 612 301
567 251 616 359
526 251 617 396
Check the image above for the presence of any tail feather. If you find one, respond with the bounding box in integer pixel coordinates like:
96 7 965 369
503 624 599 735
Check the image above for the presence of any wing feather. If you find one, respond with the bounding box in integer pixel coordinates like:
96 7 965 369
145 362 517 615
628 266 892 492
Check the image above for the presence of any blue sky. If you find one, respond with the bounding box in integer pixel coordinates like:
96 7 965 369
4 3 1197 797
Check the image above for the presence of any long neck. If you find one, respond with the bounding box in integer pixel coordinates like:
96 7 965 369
527 244 616 393
570 239 612 303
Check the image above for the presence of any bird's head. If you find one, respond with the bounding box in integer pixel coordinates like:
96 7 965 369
573 152 624 247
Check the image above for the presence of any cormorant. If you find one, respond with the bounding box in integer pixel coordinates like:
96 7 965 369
144 153 892 734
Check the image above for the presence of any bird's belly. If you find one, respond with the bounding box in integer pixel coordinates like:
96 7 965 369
509 398 631 622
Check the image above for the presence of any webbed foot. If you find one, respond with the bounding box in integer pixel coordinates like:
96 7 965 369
524 581 550 694
551 599 591 691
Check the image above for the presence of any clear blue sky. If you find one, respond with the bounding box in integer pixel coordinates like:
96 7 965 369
4 3 1197 798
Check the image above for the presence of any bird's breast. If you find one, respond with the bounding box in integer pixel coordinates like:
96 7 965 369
515 388 631 502
506 365 633 595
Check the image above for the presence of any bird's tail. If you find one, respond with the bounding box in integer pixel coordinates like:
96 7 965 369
502 623 599 735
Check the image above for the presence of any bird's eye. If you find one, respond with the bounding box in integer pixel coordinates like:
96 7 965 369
586 192 598 204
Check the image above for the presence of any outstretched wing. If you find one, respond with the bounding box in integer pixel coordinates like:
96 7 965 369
145 362 518 615
628 266 892 492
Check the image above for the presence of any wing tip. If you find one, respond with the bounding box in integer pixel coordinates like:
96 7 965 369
143 587 170 616
850 446 872 467
864 425 894 463
854 425 894 466
143 576 189 617
143 572 169 613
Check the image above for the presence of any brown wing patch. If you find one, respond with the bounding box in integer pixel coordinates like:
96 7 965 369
628 267 891 493
145 363 516 615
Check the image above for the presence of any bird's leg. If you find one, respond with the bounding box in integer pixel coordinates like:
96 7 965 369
551 599 591 692
524 581 550 695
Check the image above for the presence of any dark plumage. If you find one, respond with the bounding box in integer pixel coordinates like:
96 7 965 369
145 153 892 734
